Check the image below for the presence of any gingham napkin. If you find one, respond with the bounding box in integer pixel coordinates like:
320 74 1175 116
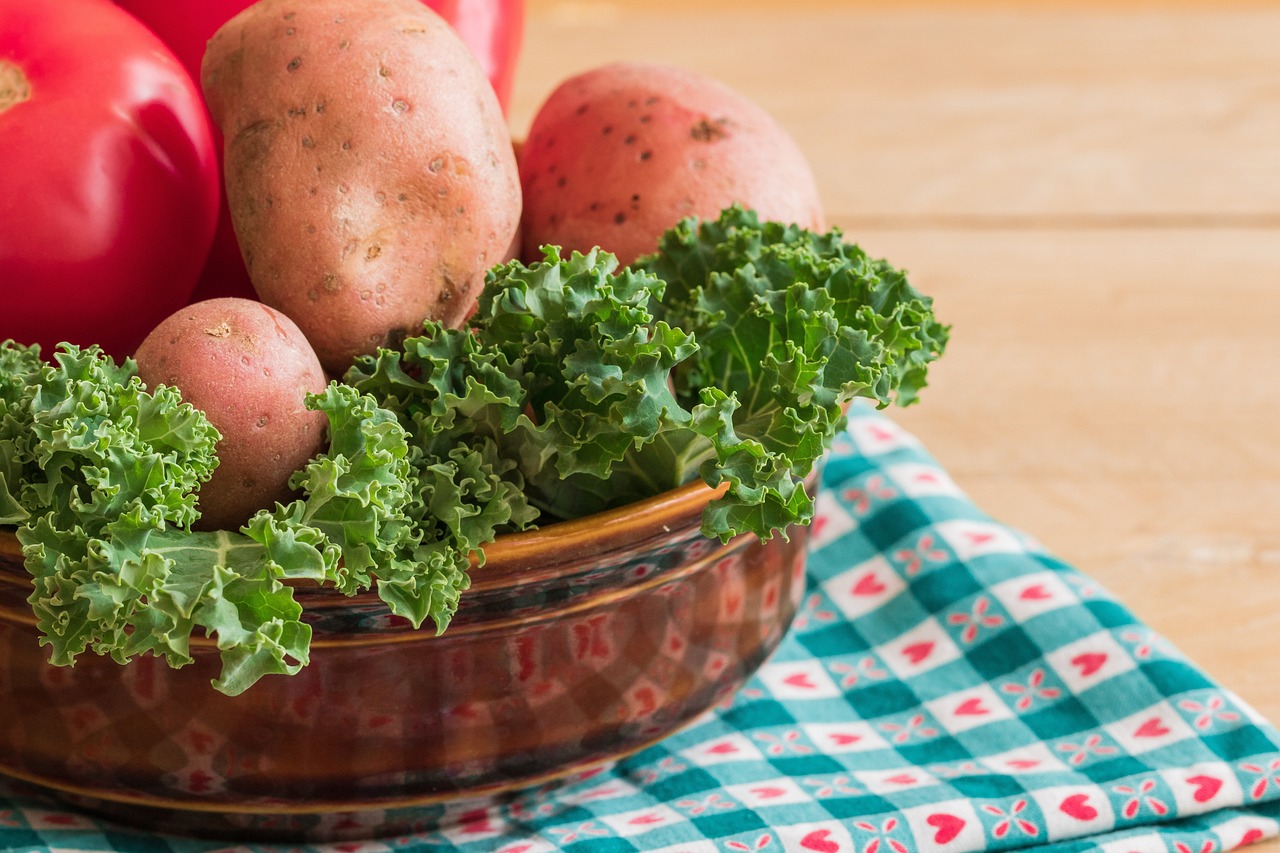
2 404 1279 853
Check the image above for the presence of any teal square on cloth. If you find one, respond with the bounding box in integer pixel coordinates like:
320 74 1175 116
1 404 1278 853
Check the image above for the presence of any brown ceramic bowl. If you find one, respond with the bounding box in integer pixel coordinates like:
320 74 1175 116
0 479 811 841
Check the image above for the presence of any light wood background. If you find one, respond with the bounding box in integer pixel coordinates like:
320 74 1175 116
514 1 1280 846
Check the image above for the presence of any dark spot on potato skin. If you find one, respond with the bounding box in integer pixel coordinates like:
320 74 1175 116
614 212 626 224
690 117 733 141
287 56 302 72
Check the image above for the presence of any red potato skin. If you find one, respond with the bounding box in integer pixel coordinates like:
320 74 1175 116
201 0 521 374
519 62 825 266
134 299 329 532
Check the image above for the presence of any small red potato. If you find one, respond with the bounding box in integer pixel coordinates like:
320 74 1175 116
202 0 521 374
519 62 825 265
134 298 328 531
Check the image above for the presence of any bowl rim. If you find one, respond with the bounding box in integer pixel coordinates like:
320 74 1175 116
0 477 729 596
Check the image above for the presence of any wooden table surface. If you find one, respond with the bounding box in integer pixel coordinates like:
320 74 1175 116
514 0 1280 846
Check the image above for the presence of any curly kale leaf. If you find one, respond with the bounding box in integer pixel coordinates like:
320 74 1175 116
0 206 949 694
2 346 484 695
631 205 951 539
638 204 951 408
0 341 44 524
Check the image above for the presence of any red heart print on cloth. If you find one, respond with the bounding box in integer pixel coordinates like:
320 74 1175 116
1060 794 1099 821
681 733 765 767
934 519 1022 559
927 685 1015 734
1135 718 1172 738
1047 632 1137 693
758 661 841 700
1032 785 1119 839
882 619 964 678
1034 787 1118 842
823 556 906 620
725 779 813 808
801 722 891 755
784 672 817 690
992 571 1077 621
1159 762 1247 812
853 572 887 596
856 768 940 795
1020 584 1051 600
1187 775 1223 803
1072 653 1108 677
777 824 853 852
904 642 934 665
926 813 966 844
800 829 841 852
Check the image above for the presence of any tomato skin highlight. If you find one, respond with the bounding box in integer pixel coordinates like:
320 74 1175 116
112 0 525 303
0 0 220 360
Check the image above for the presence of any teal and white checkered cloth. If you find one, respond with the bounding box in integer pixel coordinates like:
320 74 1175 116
2 404 1278 853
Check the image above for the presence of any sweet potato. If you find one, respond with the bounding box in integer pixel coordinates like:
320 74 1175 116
519 62 824 265
202 0 521 374
134 298 328 531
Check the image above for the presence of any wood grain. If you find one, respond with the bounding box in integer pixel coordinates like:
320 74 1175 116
516 2 1280 847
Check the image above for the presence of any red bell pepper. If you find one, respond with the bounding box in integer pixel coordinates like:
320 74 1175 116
0 0 220 360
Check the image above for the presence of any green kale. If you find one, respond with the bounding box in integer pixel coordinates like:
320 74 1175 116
0 206 948 695
1 344 534 695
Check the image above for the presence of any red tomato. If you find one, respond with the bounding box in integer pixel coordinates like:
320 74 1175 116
430 0 525 112
113 0 525 303
0 0 220 360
